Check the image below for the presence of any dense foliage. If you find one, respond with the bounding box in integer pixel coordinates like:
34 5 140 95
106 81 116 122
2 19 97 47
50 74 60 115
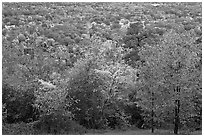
2 2 201 135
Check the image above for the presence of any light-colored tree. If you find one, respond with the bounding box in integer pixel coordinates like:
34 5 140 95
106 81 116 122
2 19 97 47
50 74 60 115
137 29 201 134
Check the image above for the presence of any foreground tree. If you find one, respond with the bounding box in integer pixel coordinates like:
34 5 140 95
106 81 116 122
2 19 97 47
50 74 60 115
137 29 201 134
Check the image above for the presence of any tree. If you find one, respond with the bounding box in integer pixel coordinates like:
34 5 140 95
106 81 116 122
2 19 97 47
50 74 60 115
63 57 108 129
137 29 201 134
94 58 140 129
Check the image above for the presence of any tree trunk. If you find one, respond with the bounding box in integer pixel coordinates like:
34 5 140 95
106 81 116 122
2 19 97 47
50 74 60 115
151 91 154 133
151 109 154 133
174 86 180 134
174 100 179 134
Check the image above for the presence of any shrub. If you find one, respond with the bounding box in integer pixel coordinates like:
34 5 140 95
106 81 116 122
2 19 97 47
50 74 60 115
2 83 39 123
2 122 36 135
106 112 130 130
33 112 86 134
103 101 131 130
123 103 144 128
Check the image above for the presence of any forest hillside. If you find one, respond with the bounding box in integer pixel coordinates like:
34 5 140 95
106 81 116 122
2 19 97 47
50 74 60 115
2 2 202 135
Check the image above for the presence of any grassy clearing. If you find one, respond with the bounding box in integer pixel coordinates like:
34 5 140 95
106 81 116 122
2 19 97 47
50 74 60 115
86 128 202 135
3 123 201 135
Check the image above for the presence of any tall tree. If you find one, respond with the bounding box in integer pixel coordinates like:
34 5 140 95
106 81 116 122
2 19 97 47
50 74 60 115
137 29 201 133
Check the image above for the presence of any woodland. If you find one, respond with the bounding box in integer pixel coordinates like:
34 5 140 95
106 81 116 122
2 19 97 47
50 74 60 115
2 2 202 135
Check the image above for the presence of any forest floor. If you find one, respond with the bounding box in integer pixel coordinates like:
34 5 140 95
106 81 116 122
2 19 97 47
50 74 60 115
86 128 202 135
2 123 201 135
